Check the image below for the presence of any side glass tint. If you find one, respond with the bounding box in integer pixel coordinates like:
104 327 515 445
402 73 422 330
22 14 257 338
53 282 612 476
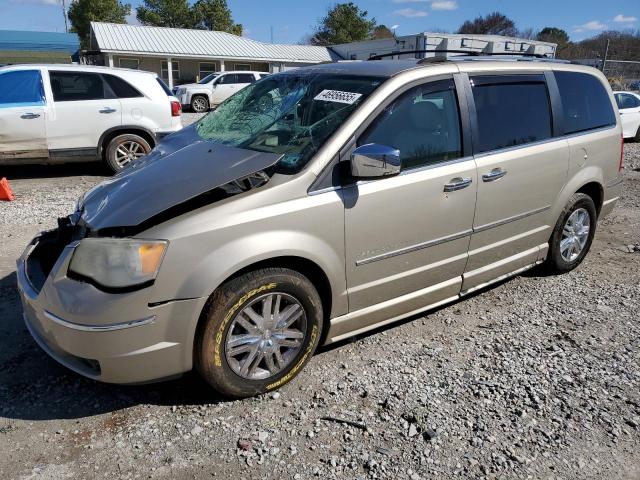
554 71 616 134
471 78 552 153
50 71 107 102
358 79 463 170
103 74 142 98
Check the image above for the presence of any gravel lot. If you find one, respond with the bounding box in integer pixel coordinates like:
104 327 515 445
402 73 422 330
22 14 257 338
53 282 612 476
0 136 639 479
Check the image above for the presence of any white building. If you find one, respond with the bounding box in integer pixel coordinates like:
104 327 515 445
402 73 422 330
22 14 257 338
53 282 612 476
330 32 557 60
88 22 338 88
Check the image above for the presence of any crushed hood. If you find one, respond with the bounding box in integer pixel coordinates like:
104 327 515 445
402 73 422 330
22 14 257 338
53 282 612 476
78 125 281 230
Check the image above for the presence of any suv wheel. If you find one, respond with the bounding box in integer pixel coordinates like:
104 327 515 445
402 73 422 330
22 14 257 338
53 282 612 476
105 133 151 173
545 193 597 273
191 95 210 113
196 268 323 399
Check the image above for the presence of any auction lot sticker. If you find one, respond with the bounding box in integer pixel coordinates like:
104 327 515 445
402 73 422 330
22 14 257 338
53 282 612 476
314 89 363 104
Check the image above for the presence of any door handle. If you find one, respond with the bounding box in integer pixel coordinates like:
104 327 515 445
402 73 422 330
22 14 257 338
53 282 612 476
482 168 507 182
20 113 41 119
99 107 117 114
444 177 472 192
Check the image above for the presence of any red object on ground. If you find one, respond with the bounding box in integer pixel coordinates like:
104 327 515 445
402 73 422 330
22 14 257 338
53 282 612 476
0 177 15 201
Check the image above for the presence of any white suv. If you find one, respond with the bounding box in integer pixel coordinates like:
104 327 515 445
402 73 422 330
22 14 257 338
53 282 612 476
0 65 183 172
173 71 267 112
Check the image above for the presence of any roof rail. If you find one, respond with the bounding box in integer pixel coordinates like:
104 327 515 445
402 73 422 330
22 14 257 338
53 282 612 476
368 49 553 61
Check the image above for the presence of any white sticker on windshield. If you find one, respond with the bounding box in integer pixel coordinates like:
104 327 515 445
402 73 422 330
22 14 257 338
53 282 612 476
314 89 363 105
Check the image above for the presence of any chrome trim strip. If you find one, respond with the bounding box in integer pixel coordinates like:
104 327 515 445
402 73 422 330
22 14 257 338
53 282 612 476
44 310 155 332
473 205 551 234
356 229 472 266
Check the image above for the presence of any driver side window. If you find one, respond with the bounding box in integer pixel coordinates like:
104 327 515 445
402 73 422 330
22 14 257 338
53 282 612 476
358 79 463 170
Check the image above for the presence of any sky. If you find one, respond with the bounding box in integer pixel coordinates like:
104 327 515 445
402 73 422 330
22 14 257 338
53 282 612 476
1 0 638 43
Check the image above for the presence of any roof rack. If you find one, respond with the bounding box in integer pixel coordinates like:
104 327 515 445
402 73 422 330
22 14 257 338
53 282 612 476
367 49 554 61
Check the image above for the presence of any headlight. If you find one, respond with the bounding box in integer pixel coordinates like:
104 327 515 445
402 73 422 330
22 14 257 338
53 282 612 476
69 238 168 290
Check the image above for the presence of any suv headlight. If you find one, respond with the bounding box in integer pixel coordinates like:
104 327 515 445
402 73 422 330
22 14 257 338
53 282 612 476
69 238 168 290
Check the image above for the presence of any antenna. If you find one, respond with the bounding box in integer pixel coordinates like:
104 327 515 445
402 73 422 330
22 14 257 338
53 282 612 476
270 26 274 44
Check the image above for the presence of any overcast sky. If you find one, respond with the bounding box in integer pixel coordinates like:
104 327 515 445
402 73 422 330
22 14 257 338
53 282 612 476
2 0 638 43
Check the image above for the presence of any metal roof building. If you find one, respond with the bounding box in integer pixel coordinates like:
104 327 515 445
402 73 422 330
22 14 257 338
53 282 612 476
89 22 338 88
0 29 80 64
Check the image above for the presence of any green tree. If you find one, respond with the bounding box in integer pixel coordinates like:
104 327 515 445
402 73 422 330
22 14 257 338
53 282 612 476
537 27 570 45
372 24 394 40
457 12 517 37
192 0 242 35
68 0 131 48
311 2 376 46
136 0 193 28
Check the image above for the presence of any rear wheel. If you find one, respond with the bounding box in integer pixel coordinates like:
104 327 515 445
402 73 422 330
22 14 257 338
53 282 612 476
196 268 323 399
544 193 597 273
190 95 209 113
104 133 151 173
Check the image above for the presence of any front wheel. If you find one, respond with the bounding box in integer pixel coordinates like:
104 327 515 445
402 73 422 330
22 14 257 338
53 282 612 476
196 268 323 399
544 193 597 273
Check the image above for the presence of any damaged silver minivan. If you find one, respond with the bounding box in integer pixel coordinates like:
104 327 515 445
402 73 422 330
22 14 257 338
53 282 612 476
17 57 623 398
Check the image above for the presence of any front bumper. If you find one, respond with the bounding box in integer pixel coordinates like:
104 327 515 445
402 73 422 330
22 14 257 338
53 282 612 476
16 233 206 384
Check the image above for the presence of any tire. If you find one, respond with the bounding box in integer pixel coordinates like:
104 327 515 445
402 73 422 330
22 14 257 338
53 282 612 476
544 193 597 273
104 133 151 173
196 268 323 399
190 95 210 113
635 125 640 142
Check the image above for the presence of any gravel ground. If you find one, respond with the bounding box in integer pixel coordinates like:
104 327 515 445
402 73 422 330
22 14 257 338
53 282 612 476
0 141 638 480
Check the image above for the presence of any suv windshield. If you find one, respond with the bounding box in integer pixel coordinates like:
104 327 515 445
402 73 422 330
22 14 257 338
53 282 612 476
196 73 384 173
199 73 220 84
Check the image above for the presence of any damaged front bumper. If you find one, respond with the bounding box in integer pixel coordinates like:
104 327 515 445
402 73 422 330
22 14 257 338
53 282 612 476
16 231 206 384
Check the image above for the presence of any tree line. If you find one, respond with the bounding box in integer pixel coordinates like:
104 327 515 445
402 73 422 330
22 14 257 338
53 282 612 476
68 0 640 63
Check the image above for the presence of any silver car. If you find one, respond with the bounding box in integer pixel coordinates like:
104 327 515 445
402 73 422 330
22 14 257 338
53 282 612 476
17 58 623 398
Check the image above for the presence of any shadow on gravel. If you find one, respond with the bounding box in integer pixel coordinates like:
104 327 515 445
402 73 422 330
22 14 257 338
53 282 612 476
2 162 110 180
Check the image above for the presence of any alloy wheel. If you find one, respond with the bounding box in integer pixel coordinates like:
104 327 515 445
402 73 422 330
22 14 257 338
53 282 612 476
115 140 147 168
225 292 307 380
560 207 591 262
192 97 208 112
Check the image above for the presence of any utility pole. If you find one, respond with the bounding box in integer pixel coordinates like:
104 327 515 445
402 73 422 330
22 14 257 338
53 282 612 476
61 0 69 33
602 38 610 73
270 26 274 44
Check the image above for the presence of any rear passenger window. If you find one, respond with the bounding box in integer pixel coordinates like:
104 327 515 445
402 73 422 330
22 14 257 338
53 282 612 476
359 79 462 170
555 71 616 134
50 71 107 102
615 93 640 110
471 75 552 153
236 74 256 84
103 74 142 98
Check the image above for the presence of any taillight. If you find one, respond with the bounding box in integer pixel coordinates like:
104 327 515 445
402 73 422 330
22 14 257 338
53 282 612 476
619 133 624 172
171 100 181 117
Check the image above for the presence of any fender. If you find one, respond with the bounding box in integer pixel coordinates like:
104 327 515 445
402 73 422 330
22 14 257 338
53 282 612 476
551 165 604 222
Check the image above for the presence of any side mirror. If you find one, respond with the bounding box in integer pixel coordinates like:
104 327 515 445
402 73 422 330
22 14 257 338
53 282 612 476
350 143 401 179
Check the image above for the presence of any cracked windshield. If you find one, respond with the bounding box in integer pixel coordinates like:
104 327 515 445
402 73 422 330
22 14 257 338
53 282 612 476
196 73 384 173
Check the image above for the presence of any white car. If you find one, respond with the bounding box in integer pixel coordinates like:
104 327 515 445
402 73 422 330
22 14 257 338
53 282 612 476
614 90 640 141
173 71 267 113
0 64 183 172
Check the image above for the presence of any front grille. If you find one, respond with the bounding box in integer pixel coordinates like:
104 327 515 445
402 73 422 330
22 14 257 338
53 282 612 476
25 218 87 293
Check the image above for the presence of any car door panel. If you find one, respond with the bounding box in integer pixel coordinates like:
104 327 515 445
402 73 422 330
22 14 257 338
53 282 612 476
343 78 477 317
344 160 477 312
0 69 48 161
46 70 121 152
462 74 568 291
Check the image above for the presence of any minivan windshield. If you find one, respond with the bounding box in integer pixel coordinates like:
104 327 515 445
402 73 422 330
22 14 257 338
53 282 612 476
196 73 384 173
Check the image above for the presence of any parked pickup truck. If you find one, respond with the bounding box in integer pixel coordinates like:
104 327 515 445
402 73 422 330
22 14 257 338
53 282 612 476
173 71 267 112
